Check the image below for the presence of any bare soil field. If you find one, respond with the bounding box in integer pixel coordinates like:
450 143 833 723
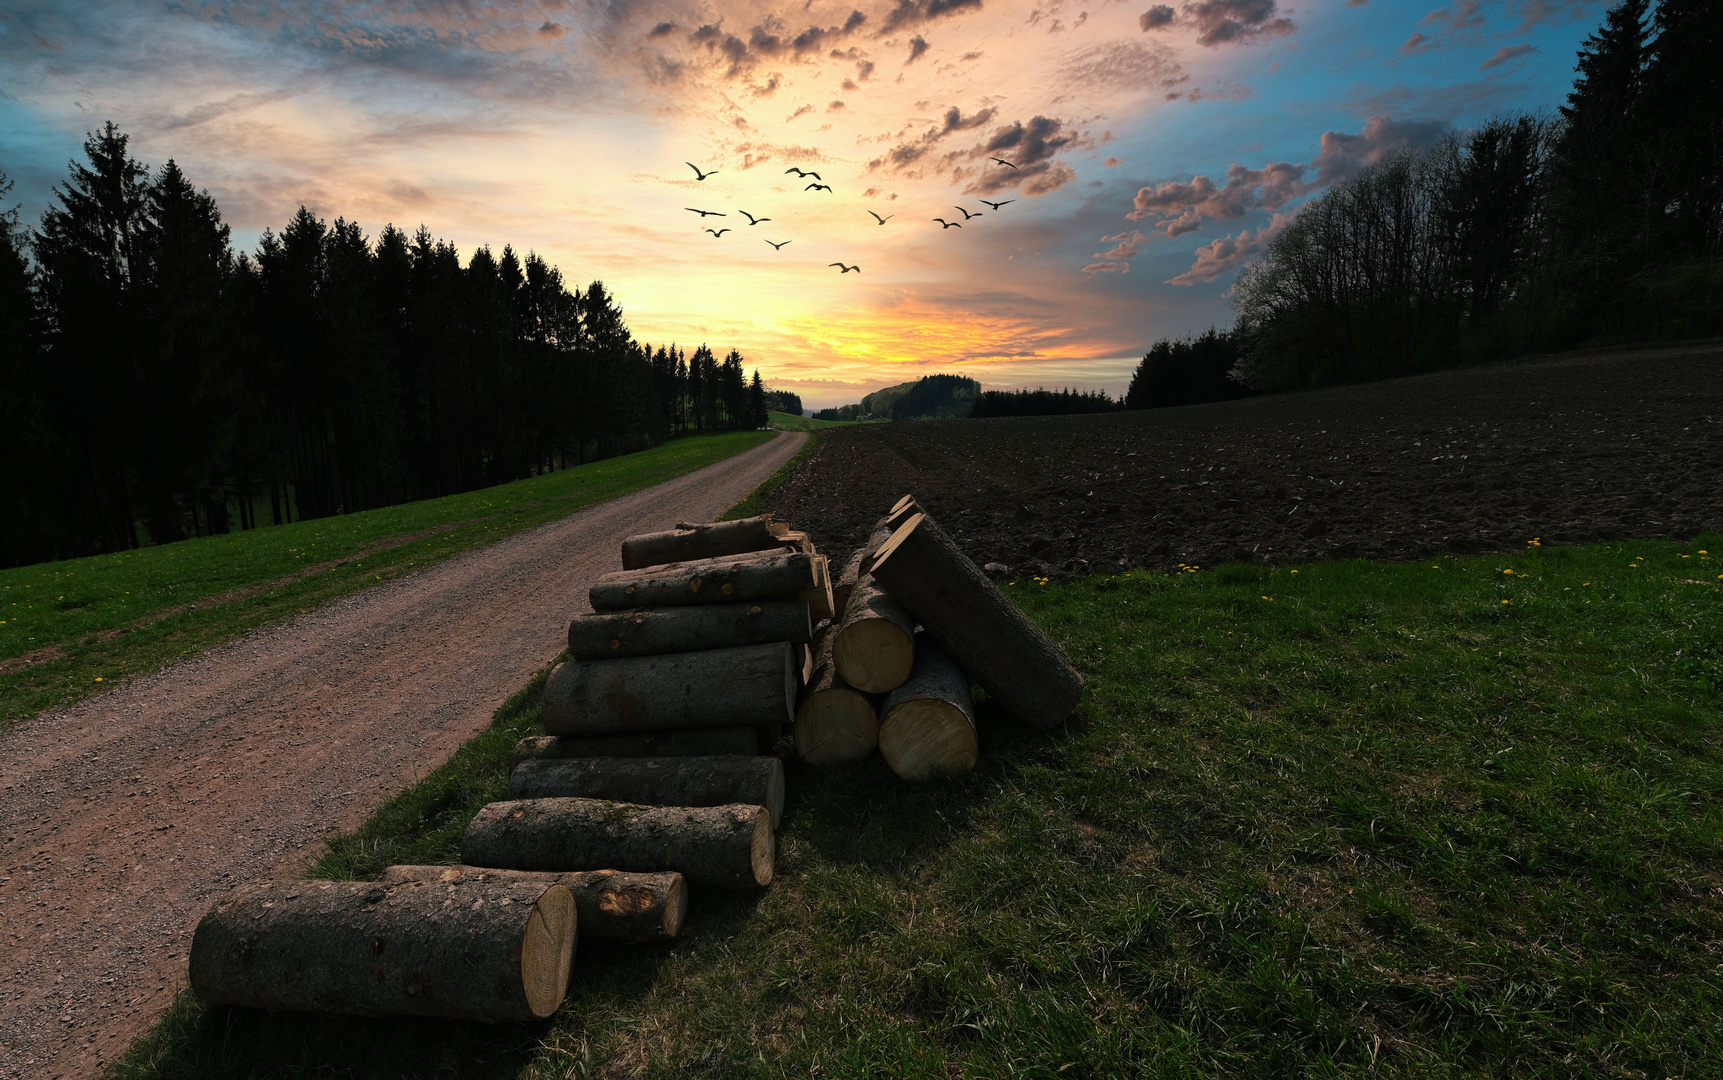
0 432 805 1080
767 344 1723 575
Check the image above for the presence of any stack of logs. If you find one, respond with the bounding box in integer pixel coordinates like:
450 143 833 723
182 501 1082 1024
797 496 1085 780
184 514 825 1024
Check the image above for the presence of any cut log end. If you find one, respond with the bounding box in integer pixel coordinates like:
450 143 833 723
794 688 879 767
879 699 979 780
521 885 577 1018
833 619 915 694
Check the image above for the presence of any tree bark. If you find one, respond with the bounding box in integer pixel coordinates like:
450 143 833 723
869 512 1083 729
567 601 811 660
541 643 796 736
379 866 684 943
834 512 903 614
801 552 835 621
510 755 785 828
833 574 917 693
188 878 576 1022
590 552 818 611
510 728 760 770
795 625 879 768
878 635 979 780
621 515 807 570
463 798 773 890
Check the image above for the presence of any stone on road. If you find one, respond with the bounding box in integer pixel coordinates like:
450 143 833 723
0 432 807 1079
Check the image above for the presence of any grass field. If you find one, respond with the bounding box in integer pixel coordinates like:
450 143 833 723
768 410 873 431
0 432 773 730
115 534 1723 1078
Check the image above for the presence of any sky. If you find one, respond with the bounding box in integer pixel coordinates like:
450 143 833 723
0 0 1609 408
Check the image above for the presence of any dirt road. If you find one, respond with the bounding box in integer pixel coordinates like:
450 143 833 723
0 432 806 1079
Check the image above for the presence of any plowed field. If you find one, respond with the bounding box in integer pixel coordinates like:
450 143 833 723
765 344 1723 576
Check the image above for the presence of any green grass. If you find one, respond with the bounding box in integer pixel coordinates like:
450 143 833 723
0 432 773 730
111 535 1723 1078
768 410 874 431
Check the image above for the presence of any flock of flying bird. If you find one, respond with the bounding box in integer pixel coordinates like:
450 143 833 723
680 159 1019 275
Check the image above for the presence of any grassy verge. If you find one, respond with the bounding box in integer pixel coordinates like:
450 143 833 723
768 410 876 431
113 535 1723 1078
1 432 773 730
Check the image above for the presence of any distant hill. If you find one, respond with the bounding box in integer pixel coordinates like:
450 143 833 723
815 373 980 421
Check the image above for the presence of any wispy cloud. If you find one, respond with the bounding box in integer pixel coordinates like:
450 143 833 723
1480 43 1536 69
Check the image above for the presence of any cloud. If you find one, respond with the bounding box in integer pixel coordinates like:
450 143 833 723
1094 240 1138 258
828 99 846 111
868 104 999 169
1139 5 1176 30
1127 160 1305 231
1183 0 1296 47
907 35 929 63
1167 212 1290 285
1480 43 1535 69
1082 261 1131 274
1104 156 1122 167
537 21 569 40
879 0 986 35
1399 32 1433 54
1311 114 1446 184
787 103 814 120
1419 0 1485 33
1058 40 1184 94
647 21 676 39
1509 0 1594 31
965 115 1084 194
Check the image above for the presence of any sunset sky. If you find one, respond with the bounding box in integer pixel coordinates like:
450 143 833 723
0 0 1606 408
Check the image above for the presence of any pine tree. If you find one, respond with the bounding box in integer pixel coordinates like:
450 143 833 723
1642 0 1723 258
33 122 153 550
748 369 767 429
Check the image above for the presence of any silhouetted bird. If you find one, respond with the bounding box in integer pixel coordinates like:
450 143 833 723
990 157 1018 169
806 183 832 192
686 162 718 180
868 211 894 224
739 211 771 225
686 207 726 217
980 198 1016 210
829 263 860 273
786 167 823 180
705 228 731 237
933 218 962 228
954 206 982 220
765 239 791 250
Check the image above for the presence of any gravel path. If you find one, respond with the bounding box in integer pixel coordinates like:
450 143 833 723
0 432 806 1079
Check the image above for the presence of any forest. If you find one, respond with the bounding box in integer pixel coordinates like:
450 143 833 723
1231 0 1719 391
0 129 771 567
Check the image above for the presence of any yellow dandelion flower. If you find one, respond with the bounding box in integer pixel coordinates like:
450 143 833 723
1502 600 1511 604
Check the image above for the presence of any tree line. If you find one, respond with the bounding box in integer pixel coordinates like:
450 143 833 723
1230 0 1719 391
0 125 771 567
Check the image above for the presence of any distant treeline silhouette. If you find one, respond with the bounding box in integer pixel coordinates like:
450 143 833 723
970 387 1119 418
1231 0 1719 391
0 125 769 566
762 389 803 416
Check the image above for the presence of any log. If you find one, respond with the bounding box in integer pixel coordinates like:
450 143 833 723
541 642 796 736
868 512 1084 729
509 728 760 771
463 798 773 890
566 601 812 660
621 515 804 570
590 552 818 611
834 514 902 614
189 879 575 1022
379 866 684 942
801 553 836 621
510 755 786 828
833 574 917 693
878 635 979 780
795 625 879 768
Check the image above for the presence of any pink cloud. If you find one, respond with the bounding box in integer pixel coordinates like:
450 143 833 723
1167 213 1291 285
1480 43 1535 69
1082 261 1131 275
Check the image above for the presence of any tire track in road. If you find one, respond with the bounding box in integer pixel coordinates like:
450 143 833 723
0 432 807 1079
